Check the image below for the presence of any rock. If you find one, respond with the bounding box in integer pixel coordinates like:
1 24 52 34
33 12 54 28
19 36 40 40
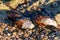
15 18 35 29
55 14 60 26
27 1 40 11
0 1 10 10
39 0 45 5
6 11 21 21
0 23 7 32
8 0 25 9
19 8 25 13
45 0 57 5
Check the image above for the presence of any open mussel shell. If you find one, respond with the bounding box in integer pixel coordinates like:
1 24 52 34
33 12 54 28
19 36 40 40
15 18 35 29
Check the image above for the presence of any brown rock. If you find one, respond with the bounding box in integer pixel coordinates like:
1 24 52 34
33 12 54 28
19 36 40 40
6 11 21 21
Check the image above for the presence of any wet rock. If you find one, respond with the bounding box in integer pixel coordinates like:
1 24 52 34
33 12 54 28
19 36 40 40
15 18 35 29
6 11 21 21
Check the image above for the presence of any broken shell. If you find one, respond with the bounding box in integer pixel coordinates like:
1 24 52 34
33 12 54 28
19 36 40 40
15 18 35 29
33 15 58 28
42 18 58 28
55 14 60 26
